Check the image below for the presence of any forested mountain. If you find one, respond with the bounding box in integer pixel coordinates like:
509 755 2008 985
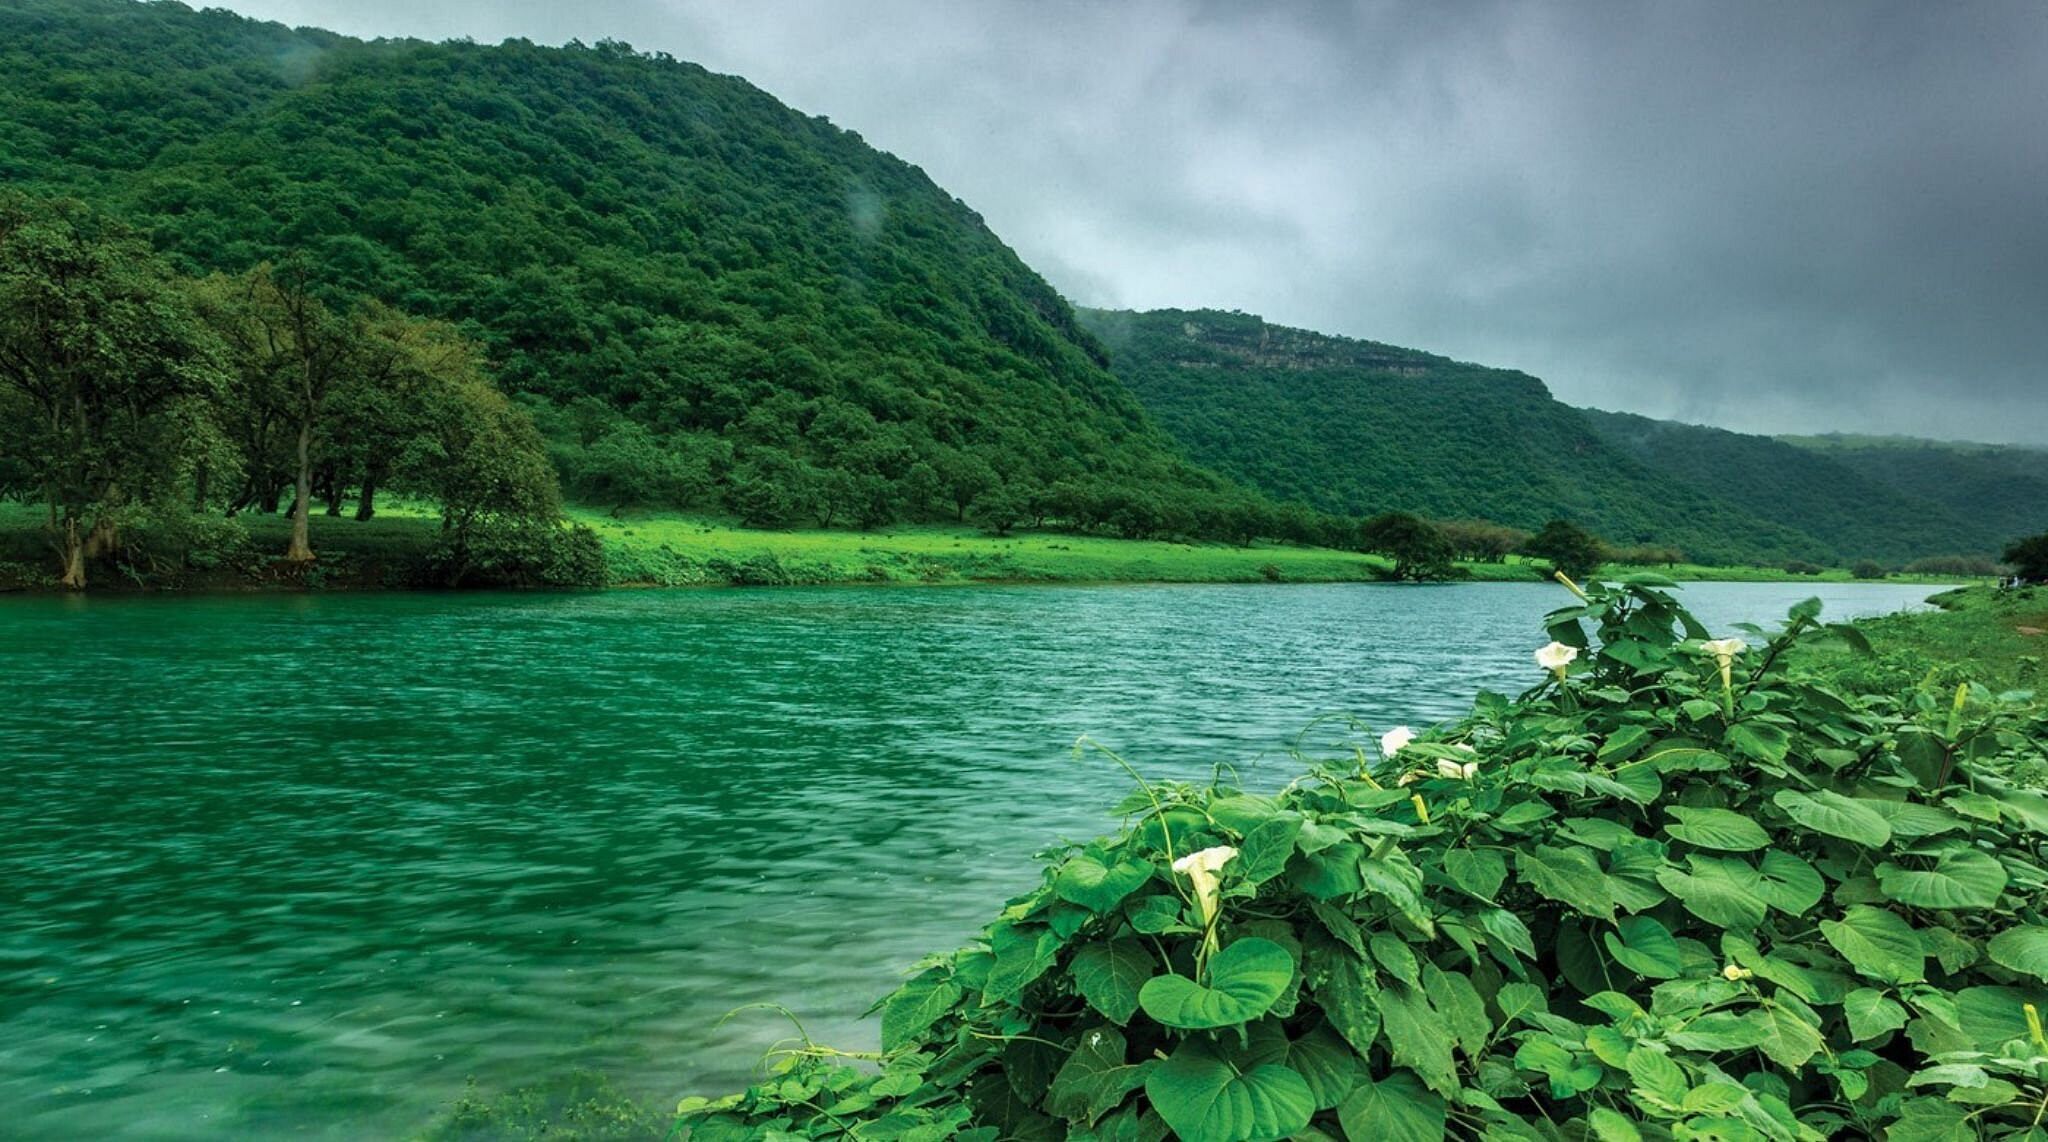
0 0 1233 530
1079 308 1831 565
1778 435 2048 546
1579 410 2001 563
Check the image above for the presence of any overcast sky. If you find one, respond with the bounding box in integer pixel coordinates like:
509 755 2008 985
208 0 2048 444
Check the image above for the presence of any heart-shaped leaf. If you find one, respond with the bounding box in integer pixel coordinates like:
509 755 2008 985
1056 856 1154 914
1664 806 1771 851
1138 937 1293 1029
1335 1070 1444 1142
1604 915 1683 979
1774 789 1891 848
1045 1025 1154 1126
1877 848 2007 911
1820 905 1926 984
1988 927 2048 982
1144 1039 1313 1142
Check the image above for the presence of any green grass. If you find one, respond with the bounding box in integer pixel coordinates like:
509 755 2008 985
1797 583 2045 696
0 500 1997 591
573 509 1390 585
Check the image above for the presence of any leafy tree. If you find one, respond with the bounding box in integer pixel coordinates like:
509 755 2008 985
1851 559 1888 580
970 482 1034 536
2004 532 2048 581
1522 518 1605 580
0 195 228 586
1357 511 1455 581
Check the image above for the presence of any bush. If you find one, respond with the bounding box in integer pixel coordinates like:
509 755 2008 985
680 578 2048 1141
1522 518 1605 580
1852 560 1888 580
429 517 605 588
1782 560 1825 576
2005 533 2048 582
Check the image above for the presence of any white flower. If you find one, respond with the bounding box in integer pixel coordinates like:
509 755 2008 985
1172 845 1238 930
1700 638 1747 662
1435 758 1478 780
1380 726 1416 758
1721 963 1753 981
1536 641 1579 674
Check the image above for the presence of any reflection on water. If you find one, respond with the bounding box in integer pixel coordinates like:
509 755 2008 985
0 580 1944 1136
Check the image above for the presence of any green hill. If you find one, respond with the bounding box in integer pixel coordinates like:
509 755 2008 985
0 0 1231 528
1079 307 1829 565
1579 410 2000 563
1778 435 2048 547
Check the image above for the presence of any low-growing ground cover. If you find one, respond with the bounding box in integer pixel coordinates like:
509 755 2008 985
679 577 2048 1140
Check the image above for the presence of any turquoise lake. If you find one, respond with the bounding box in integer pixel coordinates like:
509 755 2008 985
0 580 1950 1136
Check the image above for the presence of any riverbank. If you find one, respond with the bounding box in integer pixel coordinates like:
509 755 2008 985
0 502 1985 592
1795 582 2044 696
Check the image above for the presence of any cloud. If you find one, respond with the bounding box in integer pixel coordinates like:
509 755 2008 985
211 0 2048 443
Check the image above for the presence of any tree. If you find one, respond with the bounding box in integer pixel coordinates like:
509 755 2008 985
0 196 228 587
2004 532 2048 581
201 263 357 560
1522 518 1606 580
1357 511 1455 581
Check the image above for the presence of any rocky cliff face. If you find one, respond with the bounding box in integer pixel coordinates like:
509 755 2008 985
1170 314 1435 375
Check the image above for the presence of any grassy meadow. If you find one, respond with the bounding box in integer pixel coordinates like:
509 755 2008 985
0 499 1992 591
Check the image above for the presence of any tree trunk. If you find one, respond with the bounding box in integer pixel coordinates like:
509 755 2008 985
354 475 377 521
85 517 119 558
285 420 314 562
323 466 344 516
58 517 86 590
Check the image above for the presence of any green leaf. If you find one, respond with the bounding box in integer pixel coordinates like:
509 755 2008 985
1316 954 1381 1056
1877 849 2008 911
1478 908 1538 961
1752 1004 1824 1069
1819 905 1926 984
1443 848 1506 901
1422 964 1493 1058
1369 932 1420 987
1774 789 1892 847
1495 981 1549 1027
1335 1070 1444 1142
1070 940 1155 1026
985 924 1061 1004
1625 1046 1688 1108
1754 849 1826 916
880 973 963 1051
1377 983 1459 1095
1663 806 1771 851
1143 1039 1313 1142
1517 844 1615 922
1126 895 1187 935
1726 721 1791 764
1235 816 1302 886
1587 1106 1643 1142
1666 1011 1769 1052
1056 856 1154 914
1137 937 1293 1029
1987 926 2048 982
1046 1026 1154 1126
1603 915 1683 979
1843 987 1909 1042
1657 855 1768 931
1244 1020 1359 1111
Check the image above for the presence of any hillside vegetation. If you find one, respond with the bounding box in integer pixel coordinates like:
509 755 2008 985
1081 309 1825 566
1581 410 1999 564
1780 435 2048 547
0 0 1236 536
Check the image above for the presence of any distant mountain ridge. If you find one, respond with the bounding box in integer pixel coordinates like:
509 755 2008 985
1083 307 2035 565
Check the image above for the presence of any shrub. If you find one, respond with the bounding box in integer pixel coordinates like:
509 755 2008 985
2005 533 2048 582
1782 559 1825 576
429 517 606 588
680 577 2048 1141
1852 560 1888 580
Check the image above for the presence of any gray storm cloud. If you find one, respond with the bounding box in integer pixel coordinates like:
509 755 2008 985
208 0 2048 443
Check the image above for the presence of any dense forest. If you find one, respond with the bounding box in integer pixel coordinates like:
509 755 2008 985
1579 410 2006 564
1779 434 2048 546
0 0 1256 544
1079 308 1833 566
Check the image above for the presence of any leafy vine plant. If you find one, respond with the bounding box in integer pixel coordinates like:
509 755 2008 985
679 574 2048 1141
